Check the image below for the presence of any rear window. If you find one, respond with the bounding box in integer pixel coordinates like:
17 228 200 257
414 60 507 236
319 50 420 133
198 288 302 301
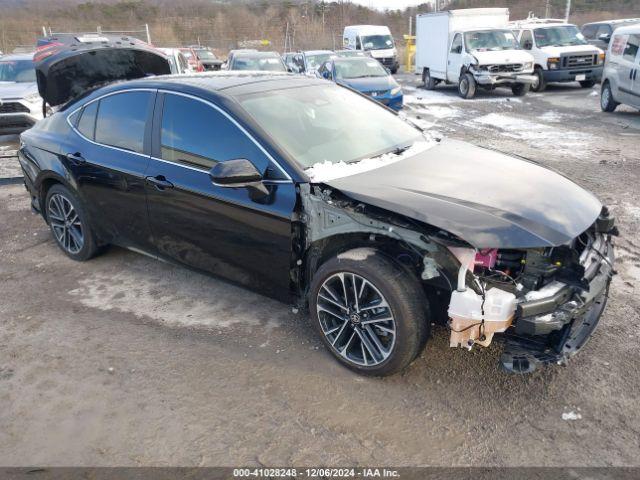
95 91 151 154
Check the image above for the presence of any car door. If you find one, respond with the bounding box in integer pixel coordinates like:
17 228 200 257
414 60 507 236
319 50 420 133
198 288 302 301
144 91 297 301
447 33 464 83
612 33 640 106
628 34 640 108
68 89 155 251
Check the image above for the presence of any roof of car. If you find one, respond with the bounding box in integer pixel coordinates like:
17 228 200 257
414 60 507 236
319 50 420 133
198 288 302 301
583 18 640 26
0 53 34 61
612 24 640 35
303 50 333 55
234 51 281 58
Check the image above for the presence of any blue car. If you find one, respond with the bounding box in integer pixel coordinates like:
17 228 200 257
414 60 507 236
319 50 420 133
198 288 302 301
316 56 403 110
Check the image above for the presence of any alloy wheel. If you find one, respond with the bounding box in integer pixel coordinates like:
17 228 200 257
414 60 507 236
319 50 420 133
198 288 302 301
316 272 396 367
48 193 84 254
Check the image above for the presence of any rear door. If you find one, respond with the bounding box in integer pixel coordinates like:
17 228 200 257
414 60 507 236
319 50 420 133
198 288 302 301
144 91 297 301
69 89 155 250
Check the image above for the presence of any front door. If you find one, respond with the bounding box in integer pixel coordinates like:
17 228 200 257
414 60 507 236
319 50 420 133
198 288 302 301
611 33 640 107
447 33 464 83
68 90 155 250
144 91 297 301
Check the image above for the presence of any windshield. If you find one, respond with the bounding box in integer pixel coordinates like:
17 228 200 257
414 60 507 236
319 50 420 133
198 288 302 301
232 56 286 72
0 60 36 83
239 84 421 169
464 30 520 51
534 26 587 47
361 34 394 51
335 59 388 79
196 50 217 60
306 53 333 70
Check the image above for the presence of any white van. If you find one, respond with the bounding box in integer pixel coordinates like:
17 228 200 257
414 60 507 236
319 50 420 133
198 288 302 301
601 24 640 111
343 25 399 73
510 15 604 91
415 8 535 98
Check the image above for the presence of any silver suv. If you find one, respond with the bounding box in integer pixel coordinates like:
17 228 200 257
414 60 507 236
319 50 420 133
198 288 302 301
0 53 42 134
601 24 640 112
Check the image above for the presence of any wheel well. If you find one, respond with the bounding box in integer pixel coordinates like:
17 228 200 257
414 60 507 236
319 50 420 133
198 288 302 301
39 177 64 220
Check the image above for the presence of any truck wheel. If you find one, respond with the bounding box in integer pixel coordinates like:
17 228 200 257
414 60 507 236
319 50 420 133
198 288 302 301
600 81 619 112
511 83 530 97
422 68 436 90
531 67 546 92
391 66 398 74
309 248 429 376
579 80 596 88
458 72 476 99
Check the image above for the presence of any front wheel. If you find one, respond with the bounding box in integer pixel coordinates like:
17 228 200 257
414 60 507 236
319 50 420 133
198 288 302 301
511 83 530 97
580 80 596 88
309 248 429 376
600 81 619 112
458 72 477 99
531 67 546 92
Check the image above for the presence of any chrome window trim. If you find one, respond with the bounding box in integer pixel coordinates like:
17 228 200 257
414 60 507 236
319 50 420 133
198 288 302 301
158 89 293 182
66 88 156 160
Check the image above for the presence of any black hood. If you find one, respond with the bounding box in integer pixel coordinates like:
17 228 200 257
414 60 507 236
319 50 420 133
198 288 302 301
34 34 171 106
325 139 602 249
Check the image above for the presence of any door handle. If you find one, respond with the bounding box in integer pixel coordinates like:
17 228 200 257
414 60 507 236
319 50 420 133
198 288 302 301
630 69 634 80
66 152 85 164
145 175 174 191
634 69 638 81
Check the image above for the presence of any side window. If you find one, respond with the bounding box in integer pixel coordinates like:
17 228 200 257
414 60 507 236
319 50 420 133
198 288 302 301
95 91 151 154
595 24 612 39
77 101 98 140
450 34 462 54
160 94 270 173
520 30 533 50
581 24 597 40
622 34 640 62
611 34 626 56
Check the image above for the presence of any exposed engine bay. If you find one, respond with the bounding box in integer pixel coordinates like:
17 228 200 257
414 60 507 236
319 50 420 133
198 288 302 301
298 184 617 374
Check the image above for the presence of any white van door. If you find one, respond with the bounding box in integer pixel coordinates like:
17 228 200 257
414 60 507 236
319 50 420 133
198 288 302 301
447 33 464 83
629 35 640 108
613 33 640 107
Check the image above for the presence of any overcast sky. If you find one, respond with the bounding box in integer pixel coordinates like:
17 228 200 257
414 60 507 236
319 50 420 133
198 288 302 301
347 0 431 10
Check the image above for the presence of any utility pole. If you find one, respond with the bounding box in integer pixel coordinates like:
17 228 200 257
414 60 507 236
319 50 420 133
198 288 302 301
564 0 571 22
545 0 551 18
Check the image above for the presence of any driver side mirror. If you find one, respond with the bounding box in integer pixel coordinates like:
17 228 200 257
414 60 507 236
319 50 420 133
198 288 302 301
210 159 269 199
523 40 533 50
598 33 611 43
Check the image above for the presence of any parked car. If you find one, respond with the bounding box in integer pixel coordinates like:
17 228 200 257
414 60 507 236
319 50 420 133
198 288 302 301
0 53 41 134
283 50 334 75
343 25 399 73
600 24 640 112
225 49 258 69
228 51 287 72
333 49 370 58
21 42 616 376
581 18 640 51
191 47 224 71
179 47 205 72
510 16 604 91
317 56 403 110
416 9 535 98
158 48 192 74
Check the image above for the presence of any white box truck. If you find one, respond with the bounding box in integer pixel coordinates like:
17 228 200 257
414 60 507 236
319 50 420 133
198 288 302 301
343 25 399 73
415 8 536 98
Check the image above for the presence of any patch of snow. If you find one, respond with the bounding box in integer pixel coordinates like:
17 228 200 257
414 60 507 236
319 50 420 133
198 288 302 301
413 105 461 119
562 411 582 421
590 90 599 96
405 91 522 106
305 138 436 183
539 111 565 122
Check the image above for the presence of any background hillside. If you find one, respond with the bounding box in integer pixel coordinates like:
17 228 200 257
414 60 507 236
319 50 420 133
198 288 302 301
0 0 638 54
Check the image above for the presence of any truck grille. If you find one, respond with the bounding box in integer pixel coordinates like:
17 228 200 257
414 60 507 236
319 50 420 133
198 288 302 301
563 54 597 68
0 102 30 114
488 64 523 73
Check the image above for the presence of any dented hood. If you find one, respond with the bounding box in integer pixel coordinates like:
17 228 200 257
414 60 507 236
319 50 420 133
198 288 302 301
325 139 602 248
34 34 171 106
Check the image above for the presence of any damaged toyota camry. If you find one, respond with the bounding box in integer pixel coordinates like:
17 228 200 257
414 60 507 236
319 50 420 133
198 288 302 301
19 38 616 376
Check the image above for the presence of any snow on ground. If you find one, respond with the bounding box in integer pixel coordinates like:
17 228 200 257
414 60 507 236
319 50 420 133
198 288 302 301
404 90 523 106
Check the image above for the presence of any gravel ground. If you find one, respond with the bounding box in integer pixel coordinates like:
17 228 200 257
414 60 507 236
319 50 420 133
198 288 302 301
0 76 639 467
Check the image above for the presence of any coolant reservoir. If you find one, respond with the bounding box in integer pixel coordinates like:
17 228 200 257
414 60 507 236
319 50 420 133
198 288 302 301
449 288 517 349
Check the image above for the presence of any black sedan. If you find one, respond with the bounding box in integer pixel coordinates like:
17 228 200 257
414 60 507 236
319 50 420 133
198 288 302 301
19 69 616 376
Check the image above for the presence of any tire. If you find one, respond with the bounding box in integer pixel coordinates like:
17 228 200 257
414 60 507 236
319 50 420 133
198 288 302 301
422 68 436 90
458 72 477 99
45 184 100 261
531 67 546 92
390 66 398 74
511 83 530 97
309 248 429 376
579 80 596 88
600 81 619 112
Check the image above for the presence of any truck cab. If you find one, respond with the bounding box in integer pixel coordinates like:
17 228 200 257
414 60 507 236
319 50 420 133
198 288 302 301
343 25 399 74
510 16 605 91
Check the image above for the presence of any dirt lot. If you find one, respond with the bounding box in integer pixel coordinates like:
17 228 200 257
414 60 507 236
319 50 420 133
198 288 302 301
1 77 639 467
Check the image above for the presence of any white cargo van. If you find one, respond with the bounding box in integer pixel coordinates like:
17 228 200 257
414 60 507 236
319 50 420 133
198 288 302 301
600 24 640 112
343 25 399 73
510 15 604 92
415 8 535 98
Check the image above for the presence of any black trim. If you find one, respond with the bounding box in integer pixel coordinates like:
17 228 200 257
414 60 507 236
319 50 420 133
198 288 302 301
620 86 640 98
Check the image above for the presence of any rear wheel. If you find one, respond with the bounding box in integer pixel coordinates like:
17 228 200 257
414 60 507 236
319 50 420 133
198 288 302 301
458 72 477 99
511 83 530 97
45 184 100 261
309 248 429 376
580 80 596 88
600 81 619 112
422 68 436 90
531 67 546 92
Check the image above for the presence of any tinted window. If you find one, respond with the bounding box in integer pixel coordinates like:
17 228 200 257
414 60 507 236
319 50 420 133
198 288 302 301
95 91 151 154
450 34 462 54
581 24 598 39
623 34 640 62
77 101 98 140
161 94 269 172
520 30 533 50
595 24 612 38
